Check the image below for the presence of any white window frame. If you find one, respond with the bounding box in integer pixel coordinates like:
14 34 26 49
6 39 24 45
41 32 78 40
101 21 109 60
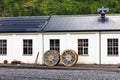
23 39 33 55
107 38 118 56
78 39 88 56
50 39 60 52
0 40 7 55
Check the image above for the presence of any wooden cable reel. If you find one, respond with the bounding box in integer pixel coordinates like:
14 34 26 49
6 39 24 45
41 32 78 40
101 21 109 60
61 49 78 66
43 50 60 66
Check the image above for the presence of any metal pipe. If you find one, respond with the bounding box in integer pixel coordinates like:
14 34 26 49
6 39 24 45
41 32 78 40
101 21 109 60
99 31 101 64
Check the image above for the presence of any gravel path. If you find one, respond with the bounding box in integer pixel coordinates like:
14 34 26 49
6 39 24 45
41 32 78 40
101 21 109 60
0 68 120 80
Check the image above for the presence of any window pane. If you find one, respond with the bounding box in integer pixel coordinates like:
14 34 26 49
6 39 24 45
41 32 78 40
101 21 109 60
55 40 59 44
50 40 54 46
113 39 118 42
108 42 112 46
108 39 112 42
23 48 27 55
78 41 82 46
84 48 88 54
29 40 32 46
56 41 59 46
113 42 118 46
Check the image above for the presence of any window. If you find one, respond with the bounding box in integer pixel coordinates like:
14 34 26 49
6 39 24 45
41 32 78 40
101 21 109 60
78 39 88 55
50 39 60 52
0 40 7 55
23 39 32 55
107 39 118 56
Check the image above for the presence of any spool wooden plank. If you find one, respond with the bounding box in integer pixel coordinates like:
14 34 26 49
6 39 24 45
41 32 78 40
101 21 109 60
61 49 78 66
43 50 60 66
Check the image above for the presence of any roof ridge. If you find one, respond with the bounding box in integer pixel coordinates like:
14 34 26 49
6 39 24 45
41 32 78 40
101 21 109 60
51 14 120 17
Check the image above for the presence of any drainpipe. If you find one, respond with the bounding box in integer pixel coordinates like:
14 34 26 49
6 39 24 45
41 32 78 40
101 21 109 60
99 31 101 64
42 33 44 65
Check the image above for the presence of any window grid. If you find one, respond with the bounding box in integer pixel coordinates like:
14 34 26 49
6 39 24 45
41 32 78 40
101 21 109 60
23 39 32 55
107 39 118 56
0 40 7 55
78 39 88 55
50 39 60 52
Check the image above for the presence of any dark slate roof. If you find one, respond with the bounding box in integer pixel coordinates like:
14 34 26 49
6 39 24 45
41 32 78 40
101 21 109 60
43 15 120 32
0 16 49 33
1 15 120 33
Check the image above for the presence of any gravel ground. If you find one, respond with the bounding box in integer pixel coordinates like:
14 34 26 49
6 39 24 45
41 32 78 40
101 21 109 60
0 68 120 80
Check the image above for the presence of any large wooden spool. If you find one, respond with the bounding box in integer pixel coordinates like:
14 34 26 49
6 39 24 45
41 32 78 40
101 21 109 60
61 49 78 66
43 50 60 66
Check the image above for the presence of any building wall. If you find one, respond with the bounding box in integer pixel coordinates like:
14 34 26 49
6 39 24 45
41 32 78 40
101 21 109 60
43 32 100 64
0 34 13 64
44 33 66 54
0 33 43 64
68 32 100 64
101 32 120 64
1 32 120 65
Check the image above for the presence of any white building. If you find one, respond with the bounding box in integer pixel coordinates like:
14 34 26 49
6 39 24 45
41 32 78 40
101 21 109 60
0 13 120 65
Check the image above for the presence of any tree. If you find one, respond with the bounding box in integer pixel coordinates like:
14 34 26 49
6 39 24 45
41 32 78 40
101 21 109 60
0 0 120 17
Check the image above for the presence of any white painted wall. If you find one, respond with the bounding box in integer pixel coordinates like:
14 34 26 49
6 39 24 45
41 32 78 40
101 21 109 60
44 33 66 54
0 33 43 64
44 32 120 65
70 32 99 64
1 31 120 65
44 32 99 64
101 32 120 64
0 35 13 64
